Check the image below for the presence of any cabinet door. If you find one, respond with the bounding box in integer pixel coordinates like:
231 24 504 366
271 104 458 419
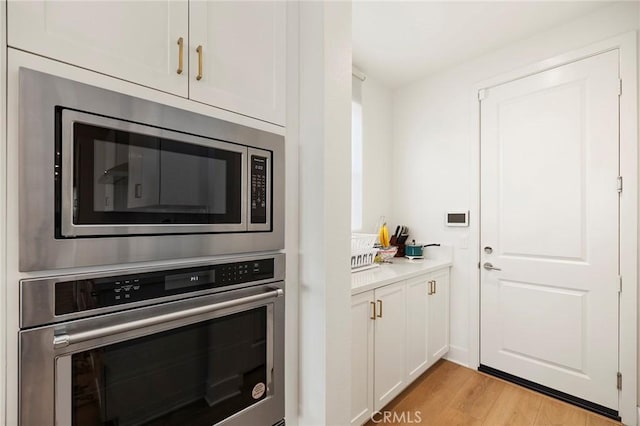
428 269 450 366
373 281 406 411
405 275 429 381
351 292 374 426
8 1 188 96
189 1 286 125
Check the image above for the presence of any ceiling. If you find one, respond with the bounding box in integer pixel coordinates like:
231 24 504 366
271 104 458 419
353 1 615 88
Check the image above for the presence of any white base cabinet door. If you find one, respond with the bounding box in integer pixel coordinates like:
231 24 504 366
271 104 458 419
405 276 429 381
8 1 189 96
427 269 450 365
373 281 406 411
405 269 451 381
351 292 375 426
189 1 286 125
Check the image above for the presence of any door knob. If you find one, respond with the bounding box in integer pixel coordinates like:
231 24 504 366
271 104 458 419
483 262 501 271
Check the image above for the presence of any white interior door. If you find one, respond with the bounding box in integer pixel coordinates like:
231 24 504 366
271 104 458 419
480 50 620 411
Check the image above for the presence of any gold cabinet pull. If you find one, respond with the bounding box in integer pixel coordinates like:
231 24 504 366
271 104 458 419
370 301 376 320
196 45 203 81
376 300 383 318
176 37 184 74
433 280 437 294
427 280 433 295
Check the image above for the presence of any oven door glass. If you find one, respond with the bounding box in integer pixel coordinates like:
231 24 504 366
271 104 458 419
59 110 247 237
66 306 269 426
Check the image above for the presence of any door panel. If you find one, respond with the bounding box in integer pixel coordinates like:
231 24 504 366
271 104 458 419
480 50 619 410
498 82 586 260
499 281 586 371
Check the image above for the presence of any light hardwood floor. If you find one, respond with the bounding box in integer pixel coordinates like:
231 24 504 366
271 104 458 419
364 360 622 426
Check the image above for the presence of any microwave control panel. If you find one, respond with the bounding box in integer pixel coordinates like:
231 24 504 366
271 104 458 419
250 155 268 224
54 258 275 315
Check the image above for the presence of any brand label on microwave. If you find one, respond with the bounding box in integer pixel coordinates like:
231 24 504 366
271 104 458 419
252 382 266 399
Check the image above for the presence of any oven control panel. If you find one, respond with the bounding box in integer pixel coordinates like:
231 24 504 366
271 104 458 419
250 155 268 224
54 258 275 315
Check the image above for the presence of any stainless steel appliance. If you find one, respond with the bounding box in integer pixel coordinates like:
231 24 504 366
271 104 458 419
19 254 285 426
19 68 284 271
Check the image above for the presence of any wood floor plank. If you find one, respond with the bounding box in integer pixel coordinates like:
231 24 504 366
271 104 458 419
585 414 624 426
451 373 506 421
533 398 588 426
362 361 622 426
431 406 484 426
481 385 543 426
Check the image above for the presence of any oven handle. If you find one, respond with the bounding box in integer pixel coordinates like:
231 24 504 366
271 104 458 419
52 288 284 349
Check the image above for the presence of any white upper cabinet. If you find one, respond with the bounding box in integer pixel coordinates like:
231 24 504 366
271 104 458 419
8 0 286 125
8 1 189 97
189 1 286 125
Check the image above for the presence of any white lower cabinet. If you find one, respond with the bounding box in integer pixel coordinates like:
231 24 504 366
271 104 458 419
405 269 450 381
427 268 450 366
405 276 430 381
373 281 407 411
351 291 375 426
351 267 450 426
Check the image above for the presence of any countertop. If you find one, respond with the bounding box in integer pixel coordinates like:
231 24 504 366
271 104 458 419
351 255 452 296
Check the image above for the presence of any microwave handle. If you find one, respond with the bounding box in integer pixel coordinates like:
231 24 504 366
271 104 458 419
53 288 284 349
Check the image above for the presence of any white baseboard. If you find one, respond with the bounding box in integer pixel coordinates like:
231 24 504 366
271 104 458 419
444 345 469 367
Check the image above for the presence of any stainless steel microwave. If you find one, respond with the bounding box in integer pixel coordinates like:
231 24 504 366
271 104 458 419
18 68 284 271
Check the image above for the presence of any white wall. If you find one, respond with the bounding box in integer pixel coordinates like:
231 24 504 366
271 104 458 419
298 2 352 425
358 74 394 234
285 1 300 424
392 1 639 372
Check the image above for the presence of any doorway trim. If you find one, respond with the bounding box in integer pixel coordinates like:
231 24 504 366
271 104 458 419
468 31 638 425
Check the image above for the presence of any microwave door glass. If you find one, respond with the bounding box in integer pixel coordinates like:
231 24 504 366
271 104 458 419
73 122 243 226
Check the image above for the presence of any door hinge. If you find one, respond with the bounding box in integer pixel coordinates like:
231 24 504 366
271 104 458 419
478 89 486 101
617 176 623 193
617 372 622 390
618 79 622 96
618 276 622 293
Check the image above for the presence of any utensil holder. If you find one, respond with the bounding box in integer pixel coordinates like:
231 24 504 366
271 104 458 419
389 236 405 257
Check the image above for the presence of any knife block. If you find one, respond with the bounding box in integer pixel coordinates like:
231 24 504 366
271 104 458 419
389 236 405 257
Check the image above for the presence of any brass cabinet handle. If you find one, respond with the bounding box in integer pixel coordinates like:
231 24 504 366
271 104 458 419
196 45 203 81
370 301 376 320
176 37 184 74
376 300 382 318
428 280 433 295
434 280 437 294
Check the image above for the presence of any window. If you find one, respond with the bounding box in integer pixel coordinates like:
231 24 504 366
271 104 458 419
352 74 363 231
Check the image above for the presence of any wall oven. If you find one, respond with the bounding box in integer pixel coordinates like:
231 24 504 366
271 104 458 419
19 254 285 426
19 68 284 271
